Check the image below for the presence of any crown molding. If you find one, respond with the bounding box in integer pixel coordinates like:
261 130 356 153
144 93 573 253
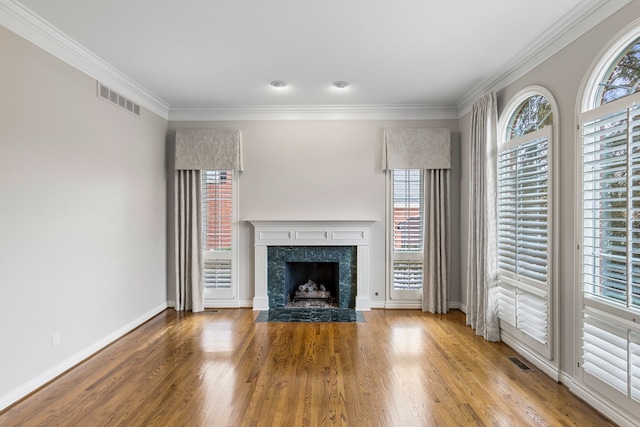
3 0 630 122
456 0 631 117
169 104 459 121
0 0 170 119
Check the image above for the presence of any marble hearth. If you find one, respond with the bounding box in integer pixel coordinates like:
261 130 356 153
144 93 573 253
248 220 375 311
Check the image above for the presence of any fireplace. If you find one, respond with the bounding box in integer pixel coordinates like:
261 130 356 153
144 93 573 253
248 220 375 311
267 246 356 309
286 262 339 307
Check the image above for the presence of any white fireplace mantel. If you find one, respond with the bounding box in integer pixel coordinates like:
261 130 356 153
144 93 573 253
247 220 376 311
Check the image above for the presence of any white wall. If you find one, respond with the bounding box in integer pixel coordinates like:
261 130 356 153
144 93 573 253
168 120 461 308
0 27 168 408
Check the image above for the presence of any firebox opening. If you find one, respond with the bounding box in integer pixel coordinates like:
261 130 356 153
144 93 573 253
285 262 339 308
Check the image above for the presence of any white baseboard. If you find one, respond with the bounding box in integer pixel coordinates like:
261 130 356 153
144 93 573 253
0 302 168 412
377 300 465 311
203 299 254 308
562 374 639 427
384 300 422 309
204 299 240 308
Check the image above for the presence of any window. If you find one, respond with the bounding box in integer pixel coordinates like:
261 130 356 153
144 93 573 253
497 88 555 359
389 169 424 301
581 35 640 310
598 37 640 105
581 101 640 309
202 170 236 300
579 31 640 410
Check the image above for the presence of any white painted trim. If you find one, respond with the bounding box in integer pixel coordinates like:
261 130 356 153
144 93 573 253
168 104 459 121
204 299 241 308
500 331 560 381
0 0 170 119
238 299 253 308
0 302 168 412
578 16 640 113
457 0 632 117
1 0 630 122
448 301 462 311
384 300 422 310
496 86 560 366
457 302 467 314
370 301 386 309
566 376 640 427
248 220 376 311
378 300 462 310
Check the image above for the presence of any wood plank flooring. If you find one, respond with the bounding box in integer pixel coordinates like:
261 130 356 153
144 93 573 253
0 309 614 427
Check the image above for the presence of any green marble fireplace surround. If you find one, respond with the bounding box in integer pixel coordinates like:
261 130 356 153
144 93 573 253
267 246 357 308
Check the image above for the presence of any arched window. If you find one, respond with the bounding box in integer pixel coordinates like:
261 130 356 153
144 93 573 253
580 35 640 311
597 36 640 105
497 87 557 361
578 23 640 408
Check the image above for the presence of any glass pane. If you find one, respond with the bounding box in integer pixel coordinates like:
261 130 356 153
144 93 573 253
393 169 424 252
582 109 631 306
598 37 640 105
498 136 549 284
202 170 233 252
507 95 553 139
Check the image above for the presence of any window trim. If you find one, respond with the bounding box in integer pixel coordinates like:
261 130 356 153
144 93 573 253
386 168 424 304
578 90 640 314
578 17 640 114
201 169 240 305
497 86 559 363
576 19 640 411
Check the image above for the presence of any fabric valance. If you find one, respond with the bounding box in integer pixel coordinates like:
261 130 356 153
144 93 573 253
382 128 451 170
174 128 243 171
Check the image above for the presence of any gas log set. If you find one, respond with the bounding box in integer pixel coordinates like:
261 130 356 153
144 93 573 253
288 279 337 308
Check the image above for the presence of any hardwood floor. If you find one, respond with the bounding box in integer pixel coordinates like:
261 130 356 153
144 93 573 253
0 309 614 427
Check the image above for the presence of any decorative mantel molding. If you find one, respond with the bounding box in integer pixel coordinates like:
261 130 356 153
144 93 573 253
247 220 377 311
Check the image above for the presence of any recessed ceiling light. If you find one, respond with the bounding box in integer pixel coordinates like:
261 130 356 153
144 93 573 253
332 81 349 89
270 80 287 88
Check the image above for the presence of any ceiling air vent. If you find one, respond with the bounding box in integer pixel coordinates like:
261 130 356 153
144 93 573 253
97 82 141 117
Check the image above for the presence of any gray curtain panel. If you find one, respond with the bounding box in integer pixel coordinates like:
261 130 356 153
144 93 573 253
423 169 450 313
174 169 204 313
465 92 500 342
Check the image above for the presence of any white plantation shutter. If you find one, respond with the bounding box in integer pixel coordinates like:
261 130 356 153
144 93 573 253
202 171 233 252
498 284 516 326
393 261 423 290
582 312 628 394
581 95 640 309
204 260 232 289
202 170 235 295
498 128 549 284
497 125 551 357
631 332 640 402
579 92 640 407
392 169 424 292
516 290 548 345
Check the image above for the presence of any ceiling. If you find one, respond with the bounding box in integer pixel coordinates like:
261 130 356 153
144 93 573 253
8 0 615 116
